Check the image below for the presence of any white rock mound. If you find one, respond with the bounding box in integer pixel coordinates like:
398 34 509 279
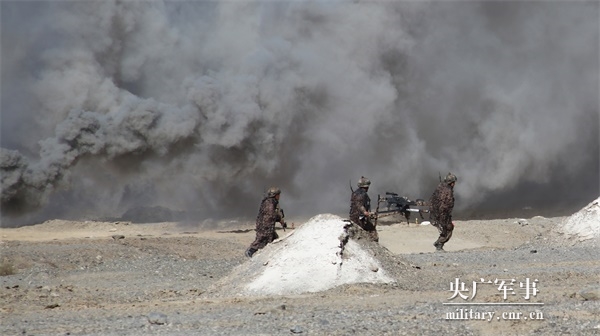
559 197 600 240
210 214 397 297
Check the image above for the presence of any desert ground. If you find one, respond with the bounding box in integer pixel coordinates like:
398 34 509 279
1 213 599 336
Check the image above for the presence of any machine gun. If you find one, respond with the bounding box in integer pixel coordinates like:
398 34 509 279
375 192 429 224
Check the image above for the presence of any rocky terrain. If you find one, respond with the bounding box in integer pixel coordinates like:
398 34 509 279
1 214 599 336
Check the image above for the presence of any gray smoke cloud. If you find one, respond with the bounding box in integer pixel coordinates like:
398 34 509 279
1 1 598 226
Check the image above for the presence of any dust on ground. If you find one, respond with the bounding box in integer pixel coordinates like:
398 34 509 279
1 209 599 335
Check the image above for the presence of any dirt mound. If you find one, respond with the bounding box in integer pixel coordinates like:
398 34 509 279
207 214 411 297
558 197 600 240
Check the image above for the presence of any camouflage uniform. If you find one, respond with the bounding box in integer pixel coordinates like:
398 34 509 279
429 173 456 251
246 188 282 257
350 177 379 242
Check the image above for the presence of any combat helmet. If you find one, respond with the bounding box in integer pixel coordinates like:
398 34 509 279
444 173 457 184
357 176 371 188
267 187 281 198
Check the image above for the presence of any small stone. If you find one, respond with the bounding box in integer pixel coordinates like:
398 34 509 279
147 312 168 325
290 326 304 334
579 286 600 301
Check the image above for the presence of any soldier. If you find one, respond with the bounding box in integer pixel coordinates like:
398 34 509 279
245 187 285 258
349 176 378 242
429 173 457 251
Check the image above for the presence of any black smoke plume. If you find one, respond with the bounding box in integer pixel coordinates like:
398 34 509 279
1 1 598 226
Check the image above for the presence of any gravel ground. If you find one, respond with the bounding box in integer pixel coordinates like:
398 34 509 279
1 217 599 336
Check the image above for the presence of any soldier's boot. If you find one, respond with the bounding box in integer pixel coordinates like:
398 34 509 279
245 248 257 258
433 242 444 252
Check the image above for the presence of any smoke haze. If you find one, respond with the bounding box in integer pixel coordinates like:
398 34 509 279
1 1 598 226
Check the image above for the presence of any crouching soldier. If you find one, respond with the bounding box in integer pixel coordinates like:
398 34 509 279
246 187 284 258
349 176 379 242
